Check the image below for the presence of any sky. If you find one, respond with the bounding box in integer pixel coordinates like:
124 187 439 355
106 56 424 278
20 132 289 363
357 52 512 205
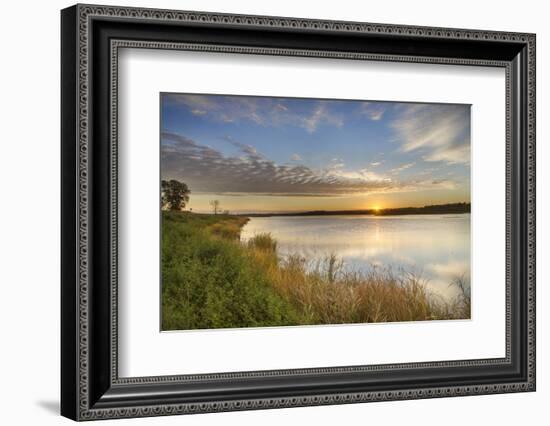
161 93 471 214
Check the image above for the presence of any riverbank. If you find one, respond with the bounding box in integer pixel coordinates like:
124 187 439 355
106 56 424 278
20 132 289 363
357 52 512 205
161 211 470 331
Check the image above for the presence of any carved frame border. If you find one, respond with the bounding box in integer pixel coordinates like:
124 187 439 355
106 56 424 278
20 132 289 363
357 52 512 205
62 3 535 421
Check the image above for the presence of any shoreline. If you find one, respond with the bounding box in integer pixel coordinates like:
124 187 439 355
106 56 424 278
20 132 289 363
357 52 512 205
183 202 471 218
242 211 471 218
161 210 471 330
243 202 470 218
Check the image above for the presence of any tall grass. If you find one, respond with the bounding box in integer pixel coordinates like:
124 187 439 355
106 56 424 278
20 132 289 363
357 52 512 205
247 235 470 324
162 211 471 330
162 212 300 330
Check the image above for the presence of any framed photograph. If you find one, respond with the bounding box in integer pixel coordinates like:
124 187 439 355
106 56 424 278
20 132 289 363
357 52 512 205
61 4 536 421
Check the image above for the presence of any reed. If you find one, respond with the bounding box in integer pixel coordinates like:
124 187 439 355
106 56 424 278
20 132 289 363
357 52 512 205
246 236 469 324
162 211 471 330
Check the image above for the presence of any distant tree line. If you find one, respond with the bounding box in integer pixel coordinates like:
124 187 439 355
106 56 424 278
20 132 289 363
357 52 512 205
246 202 471 217
374 202 471 216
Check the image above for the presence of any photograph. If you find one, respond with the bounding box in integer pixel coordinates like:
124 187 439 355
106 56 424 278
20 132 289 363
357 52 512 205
57 4 536 420
160 93 472 331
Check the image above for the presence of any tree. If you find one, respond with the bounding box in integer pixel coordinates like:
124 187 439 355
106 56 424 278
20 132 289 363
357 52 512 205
209 199 221 215
161 179 190 211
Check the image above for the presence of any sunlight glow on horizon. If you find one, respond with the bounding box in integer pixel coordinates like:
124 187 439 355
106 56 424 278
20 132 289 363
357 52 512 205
161 93 471 213
182 192 469 214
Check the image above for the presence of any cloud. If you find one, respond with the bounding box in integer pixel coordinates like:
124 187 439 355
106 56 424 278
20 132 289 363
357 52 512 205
392 104 470 165
390 162 415 174
291 153 302 161
328 168 391 183
164 94 344 134
221 135 262 161
370 161 383 167
302 104 343 133
161 132 456 197
360 102 386 121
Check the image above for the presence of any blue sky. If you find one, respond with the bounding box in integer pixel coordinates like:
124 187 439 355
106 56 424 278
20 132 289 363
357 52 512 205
161 93 470 213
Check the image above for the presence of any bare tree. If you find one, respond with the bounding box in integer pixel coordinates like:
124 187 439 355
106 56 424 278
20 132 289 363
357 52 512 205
209 199 221 215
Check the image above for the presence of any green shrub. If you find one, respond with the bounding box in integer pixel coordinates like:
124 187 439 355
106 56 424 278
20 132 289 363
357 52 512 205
161 211 299 330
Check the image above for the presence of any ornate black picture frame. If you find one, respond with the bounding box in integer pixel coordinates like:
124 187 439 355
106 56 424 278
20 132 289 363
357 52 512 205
61 4 536 421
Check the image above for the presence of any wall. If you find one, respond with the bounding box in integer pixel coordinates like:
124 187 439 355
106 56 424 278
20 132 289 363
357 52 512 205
0 0 546 424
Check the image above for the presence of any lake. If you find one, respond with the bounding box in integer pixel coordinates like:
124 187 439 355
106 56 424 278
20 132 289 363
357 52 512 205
241 214 470 301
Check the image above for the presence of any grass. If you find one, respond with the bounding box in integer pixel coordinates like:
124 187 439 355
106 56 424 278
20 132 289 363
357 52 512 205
161 211 301 330
161 211 471 330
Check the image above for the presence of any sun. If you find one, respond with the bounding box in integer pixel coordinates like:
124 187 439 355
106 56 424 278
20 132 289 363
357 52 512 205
372 205 385 215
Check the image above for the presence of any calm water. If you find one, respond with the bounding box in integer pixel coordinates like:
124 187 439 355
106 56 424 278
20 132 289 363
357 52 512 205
241 214 470 300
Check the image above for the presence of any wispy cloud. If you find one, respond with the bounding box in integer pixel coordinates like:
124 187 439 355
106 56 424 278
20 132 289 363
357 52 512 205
221 135 262 161
392 104 470 165
302 103 343 133
291 153 302 161
165 94 344 133
360 102 386 121
390 162 415 174
162 132 456 197
327 168 391 183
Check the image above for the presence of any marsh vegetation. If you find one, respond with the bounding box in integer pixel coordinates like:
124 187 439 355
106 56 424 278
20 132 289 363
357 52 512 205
161 211 470 330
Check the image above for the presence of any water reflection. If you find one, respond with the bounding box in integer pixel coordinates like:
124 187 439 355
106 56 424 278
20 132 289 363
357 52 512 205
241 214 470 301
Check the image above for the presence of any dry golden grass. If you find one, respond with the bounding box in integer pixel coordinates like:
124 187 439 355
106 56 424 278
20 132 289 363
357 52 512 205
247 233 470 324
162 212 470 331
207 216 249 240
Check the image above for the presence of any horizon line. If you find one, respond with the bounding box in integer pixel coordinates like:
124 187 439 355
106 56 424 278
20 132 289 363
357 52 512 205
184 201 471 216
